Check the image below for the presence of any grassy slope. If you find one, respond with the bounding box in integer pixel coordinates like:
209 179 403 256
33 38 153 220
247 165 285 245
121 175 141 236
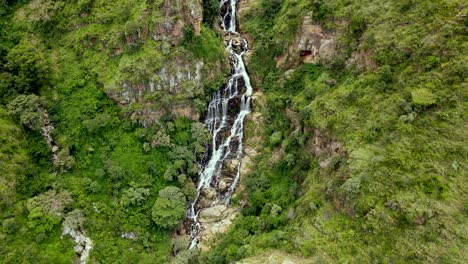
204 0 467 263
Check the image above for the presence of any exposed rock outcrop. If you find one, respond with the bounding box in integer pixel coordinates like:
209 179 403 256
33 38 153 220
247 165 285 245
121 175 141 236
154 0 203 45
277 12 336 68
121 232 138 240
41 112 59 163
106 52 225 125
305 128 345 169
346 49 377 71
62 225 93 264
197 205 239 250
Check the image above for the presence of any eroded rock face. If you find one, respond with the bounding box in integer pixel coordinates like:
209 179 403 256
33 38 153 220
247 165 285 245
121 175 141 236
155 0 203 45
346 49 377 71
305 128 345 169
277 12 336 68
106 58 207 125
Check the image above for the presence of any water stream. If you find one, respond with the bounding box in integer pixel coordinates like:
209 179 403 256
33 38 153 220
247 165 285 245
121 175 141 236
187 0 253 248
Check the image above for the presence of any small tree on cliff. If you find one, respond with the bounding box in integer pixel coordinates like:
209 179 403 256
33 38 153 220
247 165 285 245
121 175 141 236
151 186 187 229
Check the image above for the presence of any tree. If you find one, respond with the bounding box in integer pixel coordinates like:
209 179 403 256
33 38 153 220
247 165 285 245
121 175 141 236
26 189 73 217
62 209 86 230
121 187 150 206
105 160 127 191
7 94 46 130
150 130 171 147
83 113 114 134
26 189 73 234
411 88 436 106
151 186 187 229
53 148 76 171
191 122 210 156
5 39 49 96
25 0 59 23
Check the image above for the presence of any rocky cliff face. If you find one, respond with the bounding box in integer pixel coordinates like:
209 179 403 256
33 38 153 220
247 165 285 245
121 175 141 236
276 12 336 68
154 0 203 44
82 0 227 125
106 54 223 124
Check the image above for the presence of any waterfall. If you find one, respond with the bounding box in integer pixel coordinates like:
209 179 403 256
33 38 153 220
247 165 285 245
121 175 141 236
187 0 253 248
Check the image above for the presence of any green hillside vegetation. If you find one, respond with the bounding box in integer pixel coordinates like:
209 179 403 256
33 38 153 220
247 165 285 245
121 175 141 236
0 0 466 263
204 0 467 262
0 0 218 262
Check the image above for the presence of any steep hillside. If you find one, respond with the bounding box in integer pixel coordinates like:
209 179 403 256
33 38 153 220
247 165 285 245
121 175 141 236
0 0 224 262
204 0 467 262
0 0 466 263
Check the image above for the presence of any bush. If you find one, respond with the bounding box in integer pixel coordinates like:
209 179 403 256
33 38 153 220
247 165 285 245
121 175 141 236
269 131 282 146
411 88 437 106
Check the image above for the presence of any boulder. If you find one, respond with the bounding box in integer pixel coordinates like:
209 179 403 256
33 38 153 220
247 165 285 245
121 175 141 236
218 180 228 192
201 187 217 200
74 245 83 254
121 232 138 240
197 205 239 250
198 204 229 223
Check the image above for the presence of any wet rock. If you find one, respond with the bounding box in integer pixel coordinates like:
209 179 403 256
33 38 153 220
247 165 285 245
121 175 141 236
226 159 239 171
121 232 138 240
218 177 233 192
197 197 211 208
218 180 228 192
230 36 245 54
228 96 242 116
201 187 217 200
221 160 238 180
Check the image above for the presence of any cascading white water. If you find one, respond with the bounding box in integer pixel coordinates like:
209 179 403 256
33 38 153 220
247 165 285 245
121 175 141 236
187 0 253 248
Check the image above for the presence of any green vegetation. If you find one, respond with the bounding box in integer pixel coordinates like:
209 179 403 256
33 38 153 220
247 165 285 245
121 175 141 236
151 186 188 229
204 0 467 263
0 0 219 263
0 0 466 263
